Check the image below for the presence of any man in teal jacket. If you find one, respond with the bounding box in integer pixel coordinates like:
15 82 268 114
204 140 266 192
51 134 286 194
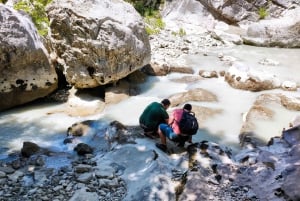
139 99 170 138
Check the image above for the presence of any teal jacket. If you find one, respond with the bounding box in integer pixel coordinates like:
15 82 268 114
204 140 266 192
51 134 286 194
139 102 169 131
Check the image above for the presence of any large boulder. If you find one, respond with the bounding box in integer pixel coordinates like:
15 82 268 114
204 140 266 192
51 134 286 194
0 5 58 111
243 7 300 48
224 62 281 91
161 0 300 48
46 0 151 88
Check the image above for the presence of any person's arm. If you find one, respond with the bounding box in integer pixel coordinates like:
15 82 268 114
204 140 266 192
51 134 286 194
161 109 169 124
168 115 174 125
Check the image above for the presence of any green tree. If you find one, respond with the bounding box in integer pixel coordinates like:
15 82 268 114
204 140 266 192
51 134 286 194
125 0 165 35
14 0 52 36
124 0 162 17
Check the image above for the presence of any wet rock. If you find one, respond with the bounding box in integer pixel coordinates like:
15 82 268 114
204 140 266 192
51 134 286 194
21 142 40 158
95 166 115 179
282 126 300 146
0 171 6 178
105 80 131 105
76 172 93 183
199 70 219 78
74 164 92 173
225 62 281 91
0 166 14 174
69 188 99 201
240 93 300 147
74 143 93 155
168 88 218 107
281 81 297 91
67 120 94 137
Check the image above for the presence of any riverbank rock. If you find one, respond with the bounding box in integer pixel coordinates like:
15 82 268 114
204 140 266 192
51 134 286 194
46 0 151 88
168 88 218 107
0 5 58 111
240 93 300 148
160 0 300 48
225 62 281 91
1 119 300 201
244 7 300 48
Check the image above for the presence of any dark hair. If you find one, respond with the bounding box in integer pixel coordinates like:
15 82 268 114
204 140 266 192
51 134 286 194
161 99 171 106
183 103 192 111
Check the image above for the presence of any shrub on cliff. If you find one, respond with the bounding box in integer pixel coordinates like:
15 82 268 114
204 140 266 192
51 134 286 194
14 0 52 36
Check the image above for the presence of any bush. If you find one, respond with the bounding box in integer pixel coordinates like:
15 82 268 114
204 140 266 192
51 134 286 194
125 0 165 35
171 28 186 37
258 7 268 19
144 14 165 35
178 28 186 37
124 0 161 17
14 0 52 36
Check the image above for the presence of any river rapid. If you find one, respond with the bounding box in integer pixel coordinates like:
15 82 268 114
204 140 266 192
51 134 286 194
0 44 300 160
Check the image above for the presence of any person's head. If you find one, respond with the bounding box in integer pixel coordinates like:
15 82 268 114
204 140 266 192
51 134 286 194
183 103 192 111
161 99 171 109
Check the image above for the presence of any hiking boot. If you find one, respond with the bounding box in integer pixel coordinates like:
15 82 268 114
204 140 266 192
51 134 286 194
156 143 167 152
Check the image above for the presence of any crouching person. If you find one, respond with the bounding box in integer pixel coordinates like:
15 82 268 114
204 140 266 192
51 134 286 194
139 99 171 139
156 104 193 152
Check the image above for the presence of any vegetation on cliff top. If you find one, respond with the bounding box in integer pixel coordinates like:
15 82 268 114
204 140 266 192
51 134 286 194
14 0 52 36
124 0 165 35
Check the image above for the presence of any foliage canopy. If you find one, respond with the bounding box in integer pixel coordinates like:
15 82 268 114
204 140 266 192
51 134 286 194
14 0 52 36
125 0 165 35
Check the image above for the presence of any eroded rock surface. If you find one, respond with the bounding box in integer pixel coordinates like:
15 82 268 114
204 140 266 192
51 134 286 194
0 5 57 111
46 0 151 88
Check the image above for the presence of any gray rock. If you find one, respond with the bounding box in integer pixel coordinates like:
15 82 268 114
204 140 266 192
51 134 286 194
46 0 151 88
74 164 92 173
244 7 300 48
0 171 6 178
95 166 115 179
21 141 40 157
7 170 24 182
0 166 15 174
0 5 57 111
283 125 300 146
76 172 93 184
74 143 93 155
69 188 99 201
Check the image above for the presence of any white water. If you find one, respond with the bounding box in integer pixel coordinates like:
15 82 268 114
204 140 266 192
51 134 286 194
0 45 299 159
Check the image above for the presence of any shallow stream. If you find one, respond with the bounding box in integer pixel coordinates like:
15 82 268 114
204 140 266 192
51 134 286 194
0 45 299 160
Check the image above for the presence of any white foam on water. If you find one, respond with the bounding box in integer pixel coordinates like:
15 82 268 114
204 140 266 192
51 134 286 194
187 78 259 146
254 102 300 142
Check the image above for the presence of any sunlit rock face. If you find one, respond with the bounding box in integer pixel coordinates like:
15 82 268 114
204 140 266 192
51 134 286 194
244 7 300 48
224 62 281 92
46 0 151 88
0 5 58 111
